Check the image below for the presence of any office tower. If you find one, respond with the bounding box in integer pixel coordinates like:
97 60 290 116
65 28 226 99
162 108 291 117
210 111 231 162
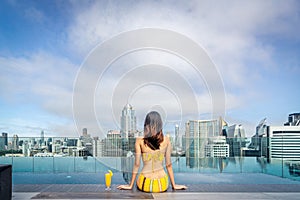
12 134 19 150
104 130 122 157
205 136 229 157
247 118 268 157
184 119 221 168
120 104 137 138
80 128 93 155
41 130 45 143
82 128 88 136
175 124 180 148
227 124 246 157
268 125 300 162
0 132 8 151
67 139 77 146
2 132 8 146
284 113 300 126
93 137 104 157
185 119 220 157
22 141 30 156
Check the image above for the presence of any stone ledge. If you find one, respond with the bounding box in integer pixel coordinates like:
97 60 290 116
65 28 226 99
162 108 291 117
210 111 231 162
31 192 153 199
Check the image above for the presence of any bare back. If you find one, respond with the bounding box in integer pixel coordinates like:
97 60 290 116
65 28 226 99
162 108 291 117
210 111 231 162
136 136 171 179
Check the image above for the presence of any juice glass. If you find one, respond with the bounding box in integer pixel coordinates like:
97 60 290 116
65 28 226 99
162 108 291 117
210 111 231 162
105 173 112 191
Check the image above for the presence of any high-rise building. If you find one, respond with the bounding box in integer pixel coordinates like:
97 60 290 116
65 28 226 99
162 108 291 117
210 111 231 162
227 124 246 157
0 132 8 151
80 128 93 155
185 119 221 157
184 119 221 168
41 130 45 144
245 118 268 157
82 128 88 136
12 134 19 150
120 104 137 138
268 125 300 161
2 132 8 146
93 137 104 157
22 141 30 157
175 124 180 148
284 113 300 126
205 136 229 157
104 130 122 157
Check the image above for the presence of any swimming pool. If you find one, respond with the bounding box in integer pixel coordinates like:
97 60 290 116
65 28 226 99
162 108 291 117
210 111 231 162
1 156 300 184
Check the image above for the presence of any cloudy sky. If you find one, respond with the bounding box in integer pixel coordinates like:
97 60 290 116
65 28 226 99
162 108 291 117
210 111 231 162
0 0 299 138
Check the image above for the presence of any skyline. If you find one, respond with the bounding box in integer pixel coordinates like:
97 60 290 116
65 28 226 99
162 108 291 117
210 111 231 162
0 0 300 138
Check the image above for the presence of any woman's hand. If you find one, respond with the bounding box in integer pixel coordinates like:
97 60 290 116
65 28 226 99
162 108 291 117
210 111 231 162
117 185 133 190
172 184 188 190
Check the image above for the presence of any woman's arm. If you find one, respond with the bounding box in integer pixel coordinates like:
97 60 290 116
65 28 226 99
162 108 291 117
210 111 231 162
165 137 187 190
117 138 142 190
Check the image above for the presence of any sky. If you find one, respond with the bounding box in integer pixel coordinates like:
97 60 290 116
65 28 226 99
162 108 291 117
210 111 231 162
0 0 300 139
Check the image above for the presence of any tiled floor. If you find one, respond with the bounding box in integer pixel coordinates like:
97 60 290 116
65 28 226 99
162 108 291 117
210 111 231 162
12 184 300 200
11 173 300 199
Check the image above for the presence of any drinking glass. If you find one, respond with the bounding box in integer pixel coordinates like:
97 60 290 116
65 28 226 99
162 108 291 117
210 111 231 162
105 173 112 191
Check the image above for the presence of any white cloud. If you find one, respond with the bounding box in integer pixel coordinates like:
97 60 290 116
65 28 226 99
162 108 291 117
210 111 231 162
1 0 299 137
0 52 78 136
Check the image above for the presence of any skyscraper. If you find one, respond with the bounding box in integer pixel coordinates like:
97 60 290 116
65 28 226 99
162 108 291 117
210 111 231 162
284 113 300 126
120 104 137 138
227 124 246 157
185 119 221 168
0 132 8 151
12 134 19 150
175 124 180 148
40 130 45 146
82 128 88 136
104 130 122 157
2 132 8 146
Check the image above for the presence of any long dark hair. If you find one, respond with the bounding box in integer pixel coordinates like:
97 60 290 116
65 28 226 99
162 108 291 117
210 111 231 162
143 111 164 150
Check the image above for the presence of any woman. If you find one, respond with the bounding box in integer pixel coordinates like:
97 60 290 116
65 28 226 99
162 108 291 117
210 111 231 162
117 111 187 192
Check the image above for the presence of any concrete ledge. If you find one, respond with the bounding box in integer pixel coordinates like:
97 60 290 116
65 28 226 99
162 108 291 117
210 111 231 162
13 183 300 193
31 192 153 199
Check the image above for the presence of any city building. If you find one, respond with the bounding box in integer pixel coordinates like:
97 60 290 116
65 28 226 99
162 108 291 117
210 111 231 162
246 118 268 157
205 136 229 157
0 132 8 151
227 124 247 157
40 130 45 145
80 128 93 155
184 119 223 168
268 125 300 161
120 104 137 154
93 137 104 157
104 130 122 157
284 113 300 126
12 134 19 150
120 104 137 138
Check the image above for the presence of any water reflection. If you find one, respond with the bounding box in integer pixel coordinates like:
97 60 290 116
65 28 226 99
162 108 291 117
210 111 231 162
286 161 300 177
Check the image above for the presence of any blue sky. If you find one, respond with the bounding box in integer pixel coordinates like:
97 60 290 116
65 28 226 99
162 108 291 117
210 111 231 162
0 0 300 138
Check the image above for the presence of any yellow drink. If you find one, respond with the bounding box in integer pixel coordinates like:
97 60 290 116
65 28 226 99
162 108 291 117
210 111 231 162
105 173 111 190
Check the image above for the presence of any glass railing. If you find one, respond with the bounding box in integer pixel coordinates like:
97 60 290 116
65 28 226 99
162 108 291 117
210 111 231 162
0 136 300 184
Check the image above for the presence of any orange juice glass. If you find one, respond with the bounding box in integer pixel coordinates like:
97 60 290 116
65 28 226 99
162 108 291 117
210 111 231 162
105 173 111 190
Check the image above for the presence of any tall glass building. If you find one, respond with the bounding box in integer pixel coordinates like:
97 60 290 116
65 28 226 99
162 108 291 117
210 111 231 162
184 119 222 168
227 124 246 157
120 104 137 138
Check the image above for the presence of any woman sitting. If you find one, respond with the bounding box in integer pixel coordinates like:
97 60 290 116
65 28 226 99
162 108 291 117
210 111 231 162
117 111 187 192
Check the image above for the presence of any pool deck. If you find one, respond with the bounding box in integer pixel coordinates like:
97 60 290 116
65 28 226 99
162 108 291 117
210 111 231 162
11 173 300 199
12 183 300 200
